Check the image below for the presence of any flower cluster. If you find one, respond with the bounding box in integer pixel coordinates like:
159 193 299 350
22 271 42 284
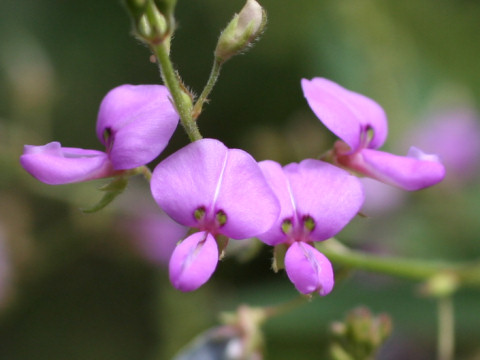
20 77 445 295
150 138 281 291
302 78 445 191
258 159 363 295
20 84 179 184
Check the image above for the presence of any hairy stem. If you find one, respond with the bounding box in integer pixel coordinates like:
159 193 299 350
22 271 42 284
192 59 223 120
152 42 202 142
437 297 455 360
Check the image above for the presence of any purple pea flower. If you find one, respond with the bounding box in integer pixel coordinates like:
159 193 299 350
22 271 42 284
258 159 364 296
406 107 480 184
301 77 445 191
118 199 188 266
150 138 280 292
20 84 179 184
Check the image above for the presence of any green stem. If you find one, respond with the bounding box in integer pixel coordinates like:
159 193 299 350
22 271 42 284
316 239 480 287
329 344 355 360
137 165 152 182
152 42 202 142
122 165 152 182
192 59 223 120
437 297 454 360
263 294 310 319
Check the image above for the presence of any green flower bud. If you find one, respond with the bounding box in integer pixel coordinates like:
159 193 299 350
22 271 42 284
215 0 266 63
124 0 171 45
141 5 168 44
153 0 176 21
124 0 148 23
421 272 459 298
328 307 392 359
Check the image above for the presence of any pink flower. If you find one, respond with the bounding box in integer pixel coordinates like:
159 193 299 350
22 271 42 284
359 177 405 216
301 78 445 191
123 210 187 266
20 84 179 184
150 138 280 291
406 107 480 184
258 159 364 296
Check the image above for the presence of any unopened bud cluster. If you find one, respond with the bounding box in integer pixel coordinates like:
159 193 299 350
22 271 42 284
329 307 392 360
124 0 174 45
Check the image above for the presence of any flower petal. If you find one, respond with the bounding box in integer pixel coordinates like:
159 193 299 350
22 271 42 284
356 148 446 191
284 242 334 296
257 160 296 246
214 150 280 239
20 142 113 184
151 139 280 238
169 231 218 292
301 78 388 151
285 159 364 241
151 139 229 228
96 84 179 169
406 108 480 181
125 211 187 266
359 177 406 216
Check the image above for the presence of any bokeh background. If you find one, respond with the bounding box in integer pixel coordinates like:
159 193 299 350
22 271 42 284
1 0 480 359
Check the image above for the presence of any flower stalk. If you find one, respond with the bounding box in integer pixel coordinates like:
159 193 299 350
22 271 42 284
152 42 202 142
127 0 203 142
437 297 455 360
192 59 223 120
316 238 480 288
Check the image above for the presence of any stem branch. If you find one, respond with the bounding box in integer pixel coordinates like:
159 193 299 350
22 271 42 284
192 59 223 120
317 239 480 287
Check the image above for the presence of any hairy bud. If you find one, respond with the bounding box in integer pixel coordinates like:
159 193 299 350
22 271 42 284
215 0 266 63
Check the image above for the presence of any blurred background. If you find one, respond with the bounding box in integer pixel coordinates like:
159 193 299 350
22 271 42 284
1 0 480 359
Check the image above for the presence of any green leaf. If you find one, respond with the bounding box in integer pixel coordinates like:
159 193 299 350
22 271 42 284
81 177 128 214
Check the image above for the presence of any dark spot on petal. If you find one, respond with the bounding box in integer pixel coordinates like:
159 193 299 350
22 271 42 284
302 215 315 232
215 210 227 227
281 218 293 234
194 206 206 221
103 127 114 152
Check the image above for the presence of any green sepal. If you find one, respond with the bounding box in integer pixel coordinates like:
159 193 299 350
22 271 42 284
215 234 229 260
328 307 392 360
81 177 128 214
153 0 177 22
272 243 288 272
